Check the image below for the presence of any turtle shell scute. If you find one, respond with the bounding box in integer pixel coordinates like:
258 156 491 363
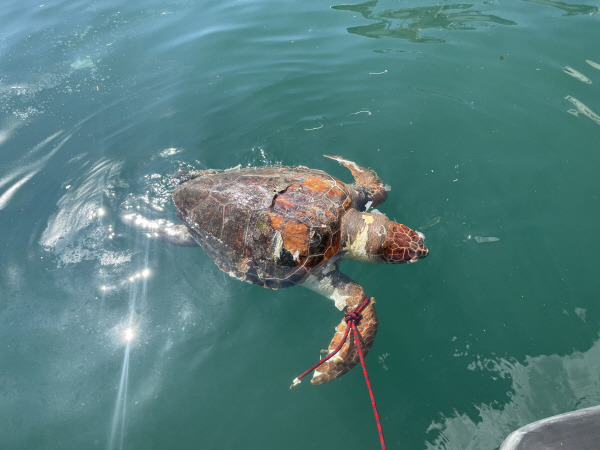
172 166 352 288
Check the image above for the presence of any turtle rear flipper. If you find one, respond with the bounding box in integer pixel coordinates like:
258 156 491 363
301 267 378 385
156 224 199 247
324 155 388 211
170 168 217 186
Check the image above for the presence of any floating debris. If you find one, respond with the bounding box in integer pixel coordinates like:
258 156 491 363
304 122 323 131
563 66 592 84
420 215 441 230
473 236 500 244
565 95 600 126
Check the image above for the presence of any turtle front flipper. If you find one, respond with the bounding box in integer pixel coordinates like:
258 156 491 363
301 267 379 385
323 155 388 211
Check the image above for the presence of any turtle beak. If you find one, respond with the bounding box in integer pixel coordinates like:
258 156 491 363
407 231 428 264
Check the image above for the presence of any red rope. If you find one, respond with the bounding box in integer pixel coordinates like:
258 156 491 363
291 297 386 449
350 320 386 449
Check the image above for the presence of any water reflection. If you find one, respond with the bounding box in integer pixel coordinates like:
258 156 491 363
107 259 149 450
587 59 600 71
563 66 592 84
331 1 516 42
564 58 600 127
523 0 598 15
566 95 600 126
426 333 600 448
0 130 69 211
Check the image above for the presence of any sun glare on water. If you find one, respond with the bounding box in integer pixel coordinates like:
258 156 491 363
123 327 135 343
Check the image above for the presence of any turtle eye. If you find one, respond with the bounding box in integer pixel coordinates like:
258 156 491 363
309 227 330 253
310 230 322 247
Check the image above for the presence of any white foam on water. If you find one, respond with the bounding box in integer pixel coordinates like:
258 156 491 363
100 251 133 266
40 159 126 266
70 57 94 70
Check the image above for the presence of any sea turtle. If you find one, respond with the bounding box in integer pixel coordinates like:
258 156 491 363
160 156 428 385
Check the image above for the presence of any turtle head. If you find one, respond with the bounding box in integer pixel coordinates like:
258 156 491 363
342 209 428 264
379 222 428 264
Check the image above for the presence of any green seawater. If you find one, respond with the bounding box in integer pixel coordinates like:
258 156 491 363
1 1 599 449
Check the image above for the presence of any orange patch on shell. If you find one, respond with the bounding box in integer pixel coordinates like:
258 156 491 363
268 212 284 231
282 220 309 256
301 175 334 194
325 185 344 200
274 196 297 214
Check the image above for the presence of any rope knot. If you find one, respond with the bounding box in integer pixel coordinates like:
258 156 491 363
344 296 370 324
345 310 362 324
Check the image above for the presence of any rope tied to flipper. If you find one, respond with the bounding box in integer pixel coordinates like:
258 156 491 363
290 296 386 449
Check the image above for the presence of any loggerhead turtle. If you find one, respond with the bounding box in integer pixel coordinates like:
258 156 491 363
161 155 428 385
